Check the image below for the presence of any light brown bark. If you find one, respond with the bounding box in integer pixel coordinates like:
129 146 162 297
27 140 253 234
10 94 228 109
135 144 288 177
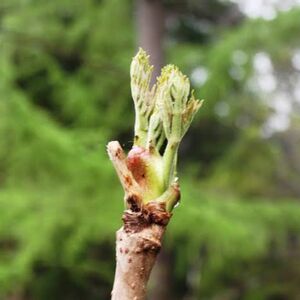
111 212 168 300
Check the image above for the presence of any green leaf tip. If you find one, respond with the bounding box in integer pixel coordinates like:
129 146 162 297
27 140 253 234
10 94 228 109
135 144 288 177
130 48 155 146
130 49 203 147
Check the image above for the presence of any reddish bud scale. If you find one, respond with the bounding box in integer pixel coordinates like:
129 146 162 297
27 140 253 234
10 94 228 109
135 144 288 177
126 146 149 188
126 146 164 203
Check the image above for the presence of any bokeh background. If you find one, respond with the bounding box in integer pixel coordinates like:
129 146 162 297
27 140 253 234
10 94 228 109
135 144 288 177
1 0 300 299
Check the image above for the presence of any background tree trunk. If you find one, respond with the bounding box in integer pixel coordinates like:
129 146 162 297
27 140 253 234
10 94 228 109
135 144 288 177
148 250 174 300
136 0 165 82
135 1 173 299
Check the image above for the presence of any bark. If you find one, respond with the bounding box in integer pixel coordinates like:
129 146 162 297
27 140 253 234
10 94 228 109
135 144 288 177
111 208 171 300
136 0 165 81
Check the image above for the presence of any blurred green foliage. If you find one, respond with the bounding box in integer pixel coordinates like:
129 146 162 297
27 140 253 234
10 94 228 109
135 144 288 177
1 0 300 299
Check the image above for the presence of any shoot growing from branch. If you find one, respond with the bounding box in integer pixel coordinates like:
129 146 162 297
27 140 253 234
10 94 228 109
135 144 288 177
108 48 203 300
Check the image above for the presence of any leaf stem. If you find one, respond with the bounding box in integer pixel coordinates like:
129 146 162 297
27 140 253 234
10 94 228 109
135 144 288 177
163 140 179 186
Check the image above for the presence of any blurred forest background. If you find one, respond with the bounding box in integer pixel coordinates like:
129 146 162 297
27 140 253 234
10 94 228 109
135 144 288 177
1 0 300 299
